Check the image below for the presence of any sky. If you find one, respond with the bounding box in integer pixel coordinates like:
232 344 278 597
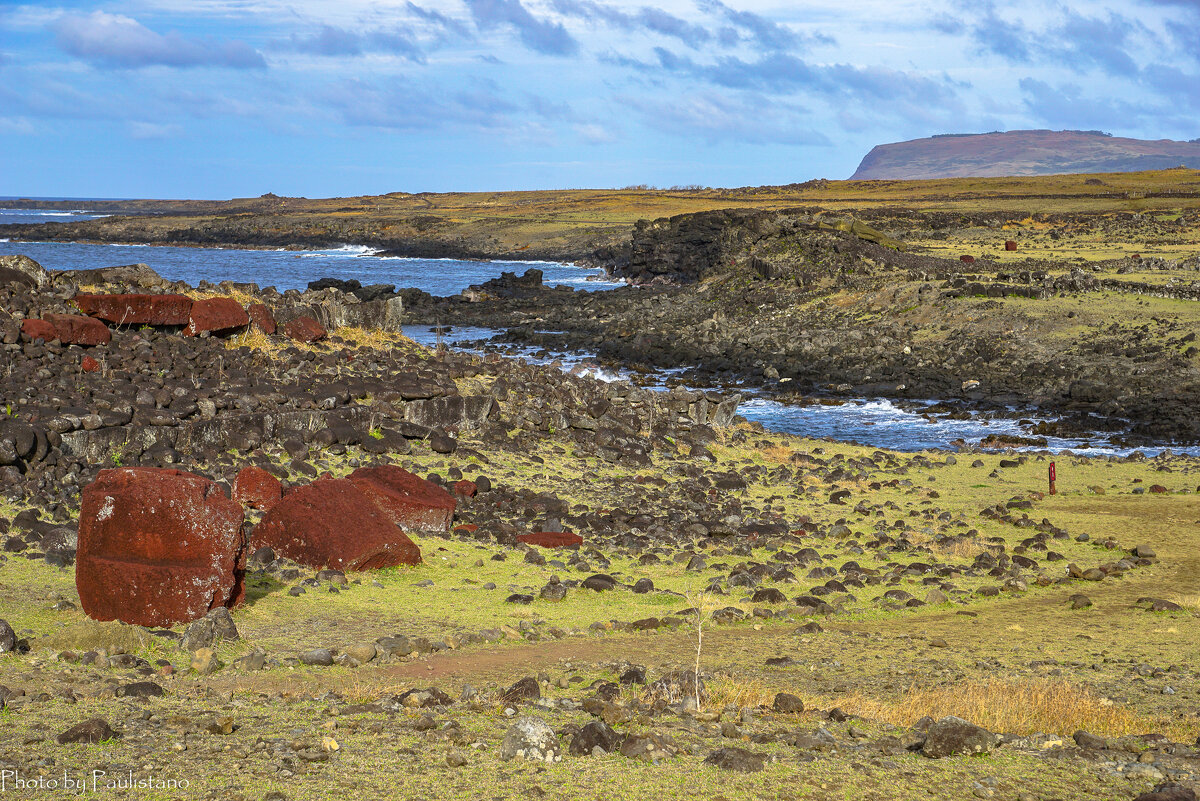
1 0 1199 198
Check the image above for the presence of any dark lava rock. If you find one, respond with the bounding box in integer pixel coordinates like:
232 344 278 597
751 588 787 604
703 746 765 773
1133 786 1198 801
117 681 165 699
299 648 334 666
632 578 655 594
581 574 618 591
1069 594 1093 609
429 429 458 454
921 716 998 758
500 676 541 704
1073 730 1108 750
570 720 622 755
773 692 805 713
0 619 14 653
57 718 119 744
505 593 534 605
539 577 568 601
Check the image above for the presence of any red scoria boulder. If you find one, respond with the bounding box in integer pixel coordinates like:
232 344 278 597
77 468 247 627
347 464 456 535
251 476 421 570
517 531 584 548
43 313 111 345
453 480 478 498
1004 240 1017 251
20 318 57 342
185 297 250 336
283 315 326 343
232 465 282 511
81 355 100 373
246 303 277 334
74 293 193 326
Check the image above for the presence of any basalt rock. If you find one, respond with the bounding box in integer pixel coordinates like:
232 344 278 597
76 467 247 627
0 254 51 288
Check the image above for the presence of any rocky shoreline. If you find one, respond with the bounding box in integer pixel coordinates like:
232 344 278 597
2 250 1199 800
394 209 1200 446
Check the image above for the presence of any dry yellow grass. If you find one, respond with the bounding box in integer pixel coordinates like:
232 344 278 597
836 679 1180 739
705 675 778 710
224 323 425 358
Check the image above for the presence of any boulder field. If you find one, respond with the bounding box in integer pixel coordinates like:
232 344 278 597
0 255 737 626
400 209 1200 446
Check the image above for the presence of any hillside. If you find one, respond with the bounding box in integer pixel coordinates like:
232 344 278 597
852 130 1200 180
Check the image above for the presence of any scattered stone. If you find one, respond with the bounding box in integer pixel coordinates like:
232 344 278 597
299 648 334 667
773 692 805 713
117 681 164 699
704 746 766 773
500 677 541 704
570 720 622 755
1073 730 1107 750
921 716 998 758
517 531 584 548
0 619 14 654
56 718 118 744
499 717 561 762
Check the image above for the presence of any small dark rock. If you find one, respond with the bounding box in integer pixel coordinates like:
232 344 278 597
57 718 119 744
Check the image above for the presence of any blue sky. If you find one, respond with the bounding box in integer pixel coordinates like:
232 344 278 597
1 0 1199 198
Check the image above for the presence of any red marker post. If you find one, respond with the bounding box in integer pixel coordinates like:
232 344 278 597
1049 461 1057 495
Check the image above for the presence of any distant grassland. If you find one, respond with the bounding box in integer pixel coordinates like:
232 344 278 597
7 168 1200 260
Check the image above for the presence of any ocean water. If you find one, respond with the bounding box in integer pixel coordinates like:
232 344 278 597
0 239 624 296
2 208 1195 455
0 207 111 225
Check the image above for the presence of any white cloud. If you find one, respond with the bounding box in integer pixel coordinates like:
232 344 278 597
53 10 267 69
0 116 36 135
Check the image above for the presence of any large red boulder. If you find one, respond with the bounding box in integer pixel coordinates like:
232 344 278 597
518 531 584 548
232 466 282 511
251 477 421 570
247 303 277 334
283 315 326 343
77 468 246 627
347 464 456 534
74 293 193 326
43 314 111 345
20 318 57 342
185 297 249 336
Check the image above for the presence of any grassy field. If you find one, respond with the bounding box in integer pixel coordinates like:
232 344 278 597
2 417 1198 799
7 169 1200 262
